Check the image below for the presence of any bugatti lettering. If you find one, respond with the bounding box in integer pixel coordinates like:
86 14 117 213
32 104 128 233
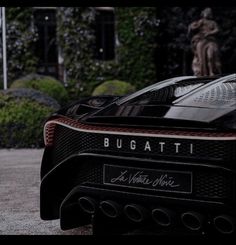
130 140 136 150
103 137 194 154
144 141 151 151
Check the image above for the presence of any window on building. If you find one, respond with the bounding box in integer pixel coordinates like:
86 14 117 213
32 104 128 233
33 8 58 78
95 8 115 61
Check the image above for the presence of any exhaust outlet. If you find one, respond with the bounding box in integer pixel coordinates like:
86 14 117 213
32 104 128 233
213 215 235 235
152 208 174 227
78 196 97 214
100 200 121 218
124 204 147 223
181 211 204 231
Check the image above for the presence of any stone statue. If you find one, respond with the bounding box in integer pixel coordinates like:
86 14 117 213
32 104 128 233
188 8 221 76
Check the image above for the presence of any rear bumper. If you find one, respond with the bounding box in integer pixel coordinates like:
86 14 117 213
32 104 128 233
59 183 235 234
40 152 236 234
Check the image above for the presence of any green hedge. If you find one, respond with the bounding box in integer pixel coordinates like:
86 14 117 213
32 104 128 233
10 73 69 105
0 88 57 148
92 80 136 96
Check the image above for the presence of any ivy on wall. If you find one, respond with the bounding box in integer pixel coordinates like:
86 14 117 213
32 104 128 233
115 7 159 89
0 7 38 85
57 7 158 97
57 7 117 97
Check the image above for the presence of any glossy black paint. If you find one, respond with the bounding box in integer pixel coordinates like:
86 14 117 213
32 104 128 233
53 74 236 131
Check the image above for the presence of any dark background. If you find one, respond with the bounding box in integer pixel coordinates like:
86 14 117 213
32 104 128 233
155 7 236 80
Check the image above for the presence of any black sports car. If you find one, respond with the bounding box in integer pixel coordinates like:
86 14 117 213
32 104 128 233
40 74 236 235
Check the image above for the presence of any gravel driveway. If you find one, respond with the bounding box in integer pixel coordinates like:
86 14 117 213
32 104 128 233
0 149 92 235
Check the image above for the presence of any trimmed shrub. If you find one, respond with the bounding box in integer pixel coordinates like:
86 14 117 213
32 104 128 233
92 80 136 96
0 88 58 148
3 88 60 111
10 73 69 105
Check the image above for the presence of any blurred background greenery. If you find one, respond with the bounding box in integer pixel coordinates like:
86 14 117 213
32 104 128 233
1 7 236 147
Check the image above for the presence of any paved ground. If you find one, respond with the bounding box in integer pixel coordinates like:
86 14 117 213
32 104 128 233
0 149 92 235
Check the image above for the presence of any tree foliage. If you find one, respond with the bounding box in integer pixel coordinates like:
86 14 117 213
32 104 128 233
0 7 38 84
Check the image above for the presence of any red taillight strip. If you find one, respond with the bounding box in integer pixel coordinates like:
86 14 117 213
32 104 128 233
44 117 236 146
44 121 57 146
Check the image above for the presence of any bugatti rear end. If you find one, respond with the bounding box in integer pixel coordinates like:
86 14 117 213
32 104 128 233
40 74 236 235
